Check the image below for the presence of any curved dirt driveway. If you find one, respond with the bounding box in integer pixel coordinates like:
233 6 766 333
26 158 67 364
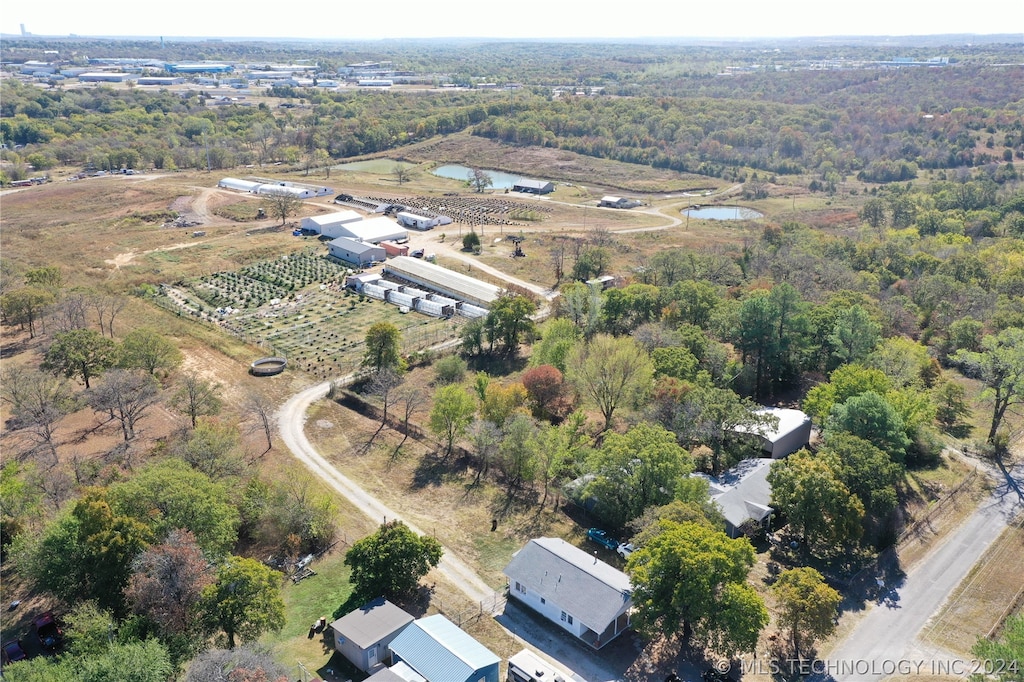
277 380 497 606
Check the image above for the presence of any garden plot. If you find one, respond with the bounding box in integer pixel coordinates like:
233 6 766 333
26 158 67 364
191 249 349 309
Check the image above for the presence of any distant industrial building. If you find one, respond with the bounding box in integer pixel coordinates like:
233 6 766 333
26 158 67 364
166 63 233 73
512 179 555 194
358 79 393 87
383 256 501 309
138 76 185 86
79 72 134 83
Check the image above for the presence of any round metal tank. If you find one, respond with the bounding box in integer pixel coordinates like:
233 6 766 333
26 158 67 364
250 357 287 376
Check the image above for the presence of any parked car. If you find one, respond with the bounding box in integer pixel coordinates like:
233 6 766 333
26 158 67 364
2 639 28 664
616 542 635 559
586 528 619 551
411 249 425 258
33 612 62 651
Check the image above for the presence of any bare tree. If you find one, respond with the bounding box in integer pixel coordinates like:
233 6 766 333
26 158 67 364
468 168 493 193
260 189 302 226
244 392 276 455
550 237 567 284
90 293 127 338
391 384 423 460
87 369 160 442
363 368 404 452
172 371 222 428
392 164 412 185
1 366 76 464
51 291 89 333
128 529 213 639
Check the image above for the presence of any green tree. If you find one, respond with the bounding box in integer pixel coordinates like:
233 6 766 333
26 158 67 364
972 613 1024 682
43 328 117 388
363 322 403 373
63 601 118 659
480 381 529 428
344 520 443 600
584 423 693 528
108 459 240 557
556 281 602 337
567 334 654 432
462 230 481 251
173 419 245 481
627 520 767 654
651 345 699 382
767 451 864 553
802 364 891 423
820 433 903 525
675 386 775 474
486 294 536 354
861 197 887 229
0 286 54 338
429 384 476 456
468 168 493 193
954 327 1024 444
866 337 933 389
772 567 841 662
201 556 285 649
529 318 581 372
828 304 881 365
497 413 539 492
826 391 911 464
118 328 183 375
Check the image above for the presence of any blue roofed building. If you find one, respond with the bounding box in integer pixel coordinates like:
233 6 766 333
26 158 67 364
387 614 500 682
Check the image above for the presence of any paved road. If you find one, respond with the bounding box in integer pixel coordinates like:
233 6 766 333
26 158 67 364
277 379 497 605
818 469 1021 682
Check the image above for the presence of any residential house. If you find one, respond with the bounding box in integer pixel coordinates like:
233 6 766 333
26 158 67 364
331 597 415 673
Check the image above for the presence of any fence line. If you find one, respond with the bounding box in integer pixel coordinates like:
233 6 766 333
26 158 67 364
435 591 509 628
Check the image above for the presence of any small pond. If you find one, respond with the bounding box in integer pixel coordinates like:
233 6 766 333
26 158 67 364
332 159 415 173
432 164 522 190
682 205 763 220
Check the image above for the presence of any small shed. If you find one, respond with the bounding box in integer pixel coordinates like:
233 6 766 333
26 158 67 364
328 237 386 266
388 615 500 682
734 407 812 458
380 241 410 258
512 179 555 194
331 598 415 673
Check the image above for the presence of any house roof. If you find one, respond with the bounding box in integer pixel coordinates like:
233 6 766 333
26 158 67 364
330 597 414 649
388 615 500 682
513 178 552 189
503 538 631 632
707 458 774 530
369 667 421 682
601 196 622 203
329 236 384 255
307 210 363 227
342 216 408 243
733 408 810 444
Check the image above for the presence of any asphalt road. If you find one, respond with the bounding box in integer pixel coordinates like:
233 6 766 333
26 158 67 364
816 467 1022 682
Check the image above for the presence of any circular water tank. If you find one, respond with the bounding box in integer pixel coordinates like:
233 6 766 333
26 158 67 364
251 357 287 376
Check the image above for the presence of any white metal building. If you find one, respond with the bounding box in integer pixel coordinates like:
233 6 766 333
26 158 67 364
383 257 501 308
396 212 439 230
218 177 263 193
257 184 315 199
337 216 408 244
733 407 812 458
302 210 364 238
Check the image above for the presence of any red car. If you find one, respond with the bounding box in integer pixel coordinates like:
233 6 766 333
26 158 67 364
33 612 62 651
1 639 28 664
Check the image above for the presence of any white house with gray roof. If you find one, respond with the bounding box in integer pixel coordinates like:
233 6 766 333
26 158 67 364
701 458 775 538
503 537 632 649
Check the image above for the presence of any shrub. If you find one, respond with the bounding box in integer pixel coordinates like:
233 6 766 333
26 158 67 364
434 355 467 385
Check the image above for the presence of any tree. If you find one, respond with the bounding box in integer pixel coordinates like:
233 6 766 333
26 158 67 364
954 327 1024 444
530 318 581 372
522 364 566 419
674 386 775 475
826 391 911 464
1 366 75 463
627 520 767 654
363 322 403 373
108 459 240 557
767 450 864 553
828 304 881 365
429 384 476 456
567 334 654 432
201 556 285 649
244 391 276 454
462 230 481 251
63 601 118 659
185 646 289 682
802 363 891 423
87 369 160 442
972 613 1024 682
820 433 903 526
772 567 841 662
497 414 539 492
433 355 467 385
486 294 536 355
392 164 412 185
173 419 246 481
860 197 887 229
172 371 222 429
468 167 493 193
556 282 602 337
0 286 54 338
583 422 693 528
43 328 117 388
260 189 301 226
344 520 443 600
127 529 213 642
118 328 183 375
365 367 404 448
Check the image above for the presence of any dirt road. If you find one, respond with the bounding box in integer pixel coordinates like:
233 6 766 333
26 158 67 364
277 379 498 606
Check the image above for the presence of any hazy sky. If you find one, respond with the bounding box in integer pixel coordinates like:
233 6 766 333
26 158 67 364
3 0 1021 40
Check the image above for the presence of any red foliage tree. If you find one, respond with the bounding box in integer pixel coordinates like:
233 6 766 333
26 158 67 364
522 365 567 420
126 528 213 637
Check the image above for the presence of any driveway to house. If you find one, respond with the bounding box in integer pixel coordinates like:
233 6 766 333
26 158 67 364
278 379 497 606
816 463 1022 682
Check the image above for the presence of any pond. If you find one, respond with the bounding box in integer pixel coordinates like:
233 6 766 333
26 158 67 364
432 164 523 190
682 205 763 220
332 159 415 173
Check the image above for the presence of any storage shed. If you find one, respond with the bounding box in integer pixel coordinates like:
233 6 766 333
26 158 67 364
302 210 364 238
396 212 439 230
733 407 812 458
388 615 500 682
383 257 501 308
331 598 414 673
329 216 409 244
512 179 555 194
328 237 386 266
